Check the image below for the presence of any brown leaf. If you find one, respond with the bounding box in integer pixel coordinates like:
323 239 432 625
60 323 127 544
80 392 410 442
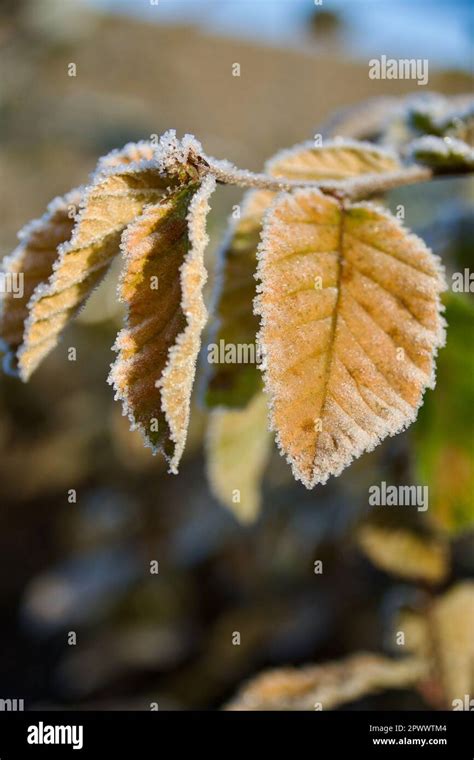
0 187 81 374
109 176 215 473
256 190 446 488
204 141 400 408
17 158 175 380
1 135 197 381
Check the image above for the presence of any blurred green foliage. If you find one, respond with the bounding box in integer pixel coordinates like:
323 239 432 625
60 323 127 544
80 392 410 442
414 293 474 534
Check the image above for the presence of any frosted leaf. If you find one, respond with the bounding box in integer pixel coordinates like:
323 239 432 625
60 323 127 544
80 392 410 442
96 140 155 172
0 187 81 375
407 96 474 143
266 139 399 181
109 175 215 474
256 190 446 488
357 524 449 584
226 653 426 711
407 135 474 172
204 141 400 408
14 156 177 381
206 391 272 523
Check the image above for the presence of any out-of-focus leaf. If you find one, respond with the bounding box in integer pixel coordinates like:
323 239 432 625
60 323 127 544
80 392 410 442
357 524 449 585
413 294 474 534
109 177 215 473
225 652 427 710
204 141 400 409
206 391 272 523
407 136 474 173
380 93 473 152
267 139 400 181
408 98 474 143
256 190 446 488
398 582 474 706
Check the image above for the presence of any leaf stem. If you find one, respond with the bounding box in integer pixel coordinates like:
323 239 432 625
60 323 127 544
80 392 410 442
207 160 434 200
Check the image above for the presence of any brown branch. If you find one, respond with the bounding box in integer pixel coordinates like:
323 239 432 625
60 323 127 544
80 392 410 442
206 159 434 200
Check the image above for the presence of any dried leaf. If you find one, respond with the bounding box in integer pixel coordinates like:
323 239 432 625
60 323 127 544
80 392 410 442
357 524 449 584
256 190 446 488
205 141 400 408
267 139 400 181
16 157 176 381
109 176 216 473
226 653 426 711
414 294 474 534
206 391 272 523
0 187 81 375
0 141 154 372
96 140 155 171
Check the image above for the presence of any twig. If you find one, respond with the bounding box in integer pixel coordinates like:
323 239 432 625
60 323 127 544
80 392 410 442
206 160 434 200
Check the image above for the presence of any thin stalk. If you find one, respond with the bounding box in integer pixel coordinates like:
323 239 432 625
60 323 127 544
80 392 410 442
207 160 434 200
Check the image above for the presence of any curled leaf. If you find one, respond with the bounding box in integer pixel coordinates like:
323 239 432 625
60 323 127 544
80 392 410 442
226 652 426 711
357 524 449 585
256 190 446 488
109 175 216 473
206 391 272 523
17 160 175 381
0 187 81 375
204 141 400 408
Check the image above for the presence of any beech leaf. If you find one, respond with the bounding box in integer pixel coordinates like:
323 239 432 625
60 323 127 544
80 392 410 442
206 391 272 523
7 146 178 380
256 190 446 488
109 175 215 473
0 187 81 375
205 141 400 408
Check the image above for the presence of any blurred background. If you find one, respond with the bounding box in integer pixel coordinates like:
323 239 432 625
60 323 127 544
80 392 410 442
0 0 472 710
